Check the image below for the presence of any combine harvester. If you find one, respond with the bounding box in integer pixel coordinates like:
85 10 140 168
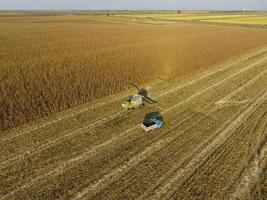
122 87 157 110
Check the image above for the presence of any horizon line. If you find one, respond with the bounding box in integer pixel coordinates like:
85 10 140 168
0 9 266 12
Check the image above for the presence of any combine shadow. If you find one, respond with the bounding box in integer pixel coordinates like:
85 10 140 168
138 88 148 97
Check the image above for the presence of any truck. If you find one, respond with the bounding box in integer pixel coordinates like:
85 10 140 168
140 112 164 132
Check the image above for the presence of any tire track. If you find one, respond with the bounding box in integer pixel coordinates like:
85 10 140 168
149 90 267 200
3 51 265 168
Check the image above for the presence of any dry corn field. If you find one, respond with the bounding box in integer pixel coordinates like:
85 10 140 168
1 14 267 200
1 15 267 130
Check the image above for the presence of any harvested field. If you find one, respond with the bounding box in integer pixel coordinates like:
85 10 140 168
1 15 267 130
114 12 267 26
0 47 266 200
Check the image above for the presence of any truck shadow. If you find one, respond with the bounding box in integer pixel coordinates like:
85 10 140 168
144 112 162 122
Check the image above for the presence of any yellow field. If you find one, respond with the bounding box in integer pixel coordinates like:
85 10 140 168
204 16 267 25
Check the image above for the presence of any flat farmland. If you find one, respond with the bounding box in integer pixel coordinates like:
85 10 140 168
0 46 267 199
1 15 267 131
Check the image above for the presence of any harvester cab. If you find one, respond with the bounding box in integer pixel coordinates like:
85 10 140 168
140 112 164 132
122 95 144 110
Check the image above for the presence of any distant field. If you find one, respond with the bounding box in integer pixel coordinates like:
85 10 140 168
1 15 267 130
203 16 267 25
114 12 267 26
114 13 258 20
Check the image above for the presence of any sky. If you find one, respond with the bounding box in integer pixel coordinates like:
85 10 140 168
0 0 266 11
